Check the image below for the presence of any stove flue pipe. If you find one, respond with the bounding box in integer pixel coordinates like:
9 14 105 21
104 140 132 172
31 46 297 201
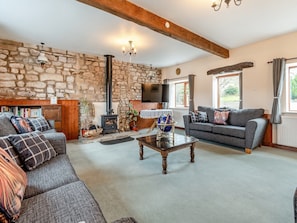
104 55 114 115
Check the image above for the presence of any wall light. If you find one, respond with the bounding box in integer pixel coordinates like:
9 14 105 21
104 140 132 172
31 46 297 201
37 42 48 67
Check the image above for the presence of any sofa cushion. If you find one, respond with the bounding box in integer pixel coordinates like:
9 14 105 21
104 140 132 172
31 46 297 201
19 181 107 223
0 114 18 136
189 122 214 132
27 116 52 132
228 109 264 127
0 149 27 222
8 131 57 170
212 125 246 139
10 116 33 134
24 154 79 199
0 136 22 167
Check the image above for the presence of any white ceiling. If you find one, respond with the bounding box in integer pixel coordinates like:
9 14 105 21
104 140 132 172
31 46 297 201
1 0 297 68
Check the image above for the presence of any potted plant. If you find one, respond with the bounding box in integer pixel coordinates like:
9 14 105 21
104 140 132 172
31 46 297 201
126 104 139 131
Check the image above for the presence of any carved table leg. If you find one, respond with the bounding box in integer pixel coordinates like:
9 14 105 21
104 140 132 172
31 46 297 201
161 151 168 174
139 142 144 160
190 143 195 163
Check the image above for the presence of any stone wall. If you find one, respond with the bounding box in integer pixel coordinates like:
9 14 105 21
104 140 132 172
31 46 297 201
0 39 162 131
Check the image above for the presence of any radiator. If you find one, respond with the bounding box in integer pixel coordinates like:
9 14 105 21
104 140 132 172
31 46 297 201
276 115 297 147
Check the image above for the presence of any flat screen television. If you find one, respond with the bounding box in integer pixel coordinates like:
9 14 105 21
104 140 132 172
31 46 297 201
141 83 169 103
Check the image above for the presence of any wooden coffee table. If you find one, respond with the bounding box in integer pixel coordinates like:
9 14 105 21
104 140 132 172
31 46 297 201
136 134 198 174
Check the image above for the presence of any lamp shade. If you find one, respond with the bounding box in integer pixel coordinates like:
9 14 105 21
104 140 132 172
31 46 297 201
37 52 48 64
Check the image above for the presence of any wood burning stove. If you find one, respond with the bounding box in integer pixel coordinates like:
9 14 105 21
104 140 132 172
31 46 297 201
101 114 118 134
101 55 118 134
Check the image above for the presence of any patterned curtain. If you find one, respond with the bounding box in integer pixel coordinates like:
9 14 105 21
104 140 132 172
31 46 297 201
270 58 286 124
188 74 195 112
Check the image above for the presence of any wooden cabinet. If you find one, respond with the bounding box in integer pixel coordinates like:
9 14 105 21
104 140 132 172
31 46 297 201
262 114 273 146
42 105 62 132
0 99 79 140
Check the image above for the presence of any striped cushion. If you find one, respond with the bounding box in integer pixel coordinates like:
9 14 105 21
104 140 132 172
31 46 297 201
8 131 57 170
28 116 52 132
0 149 27 222
0 137 22 167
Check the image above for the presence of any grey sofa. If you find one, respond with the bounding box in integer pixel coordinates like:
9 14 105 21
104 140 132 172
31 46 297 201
0 112 136 223
183 106 268 154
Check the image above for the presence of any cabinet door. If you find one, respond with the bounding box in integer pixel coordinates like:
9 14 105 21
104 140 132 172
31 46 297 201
42 105 62 131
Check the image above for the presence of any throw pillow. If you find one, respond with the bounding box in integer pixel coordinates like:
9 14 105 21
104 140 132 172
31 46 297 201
189 111 199 122
0 149 27 222
197 111 208 123
214 110 230 125
27 116 52 132
8 131 57 170
10 116 32 134
0 137 22 167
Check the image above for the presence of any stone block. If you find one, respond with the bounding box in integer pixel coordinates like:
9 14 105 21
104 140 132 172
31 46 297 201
9 63 24 69
26 74 39 81
0 73 16 80
26 81 46 88
0 59 7 66
56 82 67 89
0 81 16 88
40 73 63 82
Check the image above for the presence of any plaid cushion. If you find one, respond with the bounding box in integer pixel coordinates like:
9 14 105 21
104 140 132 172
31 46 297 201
28 116 52 132
190 111 208 123
197 111 208 122
0 137 22 167
8 131 57 170
10 116 33 134
189 111 198 122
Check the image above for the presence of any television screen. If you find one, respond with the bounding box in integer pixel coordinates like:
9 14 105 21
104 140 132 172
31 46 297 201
141 84 169 103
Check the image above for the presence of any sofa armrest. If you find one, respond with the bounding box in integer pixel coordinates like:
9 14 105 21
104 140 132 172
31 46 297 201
43 132 67 154
245 118 268 150
183 114 191 136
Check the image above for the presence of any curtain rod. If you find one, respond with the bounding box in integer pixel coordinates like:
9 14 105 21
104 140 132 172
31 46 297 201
267 57 297 64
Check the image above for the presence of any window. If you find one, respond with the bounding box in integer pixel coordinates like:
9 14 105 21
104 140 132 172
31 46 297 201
167 78 189 108
175 82 189 107
286 63 297 112
214 72 242 109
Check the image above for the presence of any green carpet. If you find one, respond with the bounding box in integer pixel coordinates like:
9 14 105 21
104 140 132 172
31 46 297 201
67 132 297 223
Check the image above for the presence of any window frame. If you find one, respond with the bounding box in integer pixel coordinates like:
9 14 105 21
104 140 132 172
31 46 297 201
213 71 242 109
285 62 297 113
167 77 189 109
174 81 189 108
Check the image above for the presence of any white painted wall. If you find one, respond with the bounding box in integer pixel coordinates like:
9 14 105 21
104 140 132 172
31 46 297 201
162 31 297 113
162 31 297 144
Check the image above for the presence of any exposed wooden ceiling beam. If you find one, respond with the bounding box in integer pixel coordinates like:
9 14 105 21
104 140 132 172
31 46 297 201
77 0 229 58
